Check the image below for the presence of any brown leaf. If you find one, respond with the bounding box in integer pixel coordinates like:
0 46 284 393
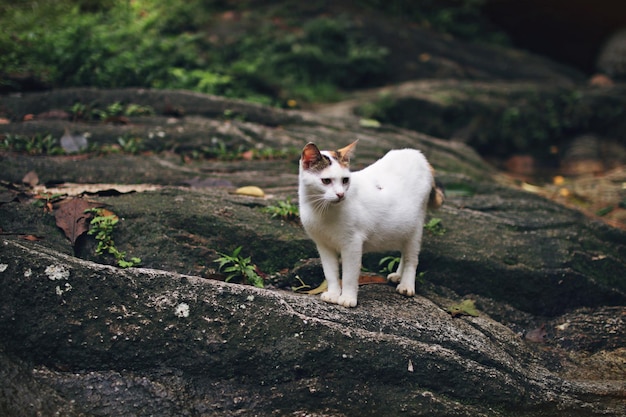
525 324 548 343
54 198 101 246
358 274 388 285
20 234 43 241
22 171 39 187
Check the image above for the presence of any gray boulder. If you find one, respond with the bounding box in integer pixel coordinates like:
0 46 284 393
0 89 625 416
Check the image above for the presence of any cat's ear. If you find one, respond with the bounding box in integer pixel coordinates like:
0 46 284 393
301 142 323 170
337 140 358 165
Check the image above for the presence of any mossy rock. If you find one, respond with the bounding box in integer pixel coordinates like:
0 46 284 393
354 80 626 160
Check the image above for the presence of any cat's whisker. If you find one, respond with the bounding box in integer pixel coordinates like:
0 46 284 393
310 193 330 214
310 194 327 213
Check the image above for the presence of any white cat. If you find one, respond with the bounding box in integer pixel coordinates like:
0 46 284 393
298 140 443 307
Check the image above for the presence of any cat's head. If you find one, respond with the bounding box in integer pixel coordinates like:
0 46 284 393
299 141 357 206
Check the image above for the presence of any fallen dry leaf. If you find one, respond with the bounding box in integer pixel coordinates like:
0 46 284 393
302 279 328 295
234 186 265 197
358 274 388 285
54 198 102 246
446 299 480 318
19 234 43 242
22 171 39 187
298 274 388 294
34 183 162 197
525 324 548 343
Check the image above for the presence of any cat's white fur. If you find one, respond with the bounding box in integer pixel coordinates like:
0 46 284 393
299 141 440 307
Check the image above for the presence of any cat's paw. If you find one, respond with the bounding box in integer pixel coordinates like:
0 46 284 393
337 294 358 308
320 291 340 304
396 283 415 297
387 272 401 284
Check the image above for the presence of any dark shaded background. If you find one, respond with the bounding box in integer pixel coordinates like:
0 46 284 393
484 0 626 74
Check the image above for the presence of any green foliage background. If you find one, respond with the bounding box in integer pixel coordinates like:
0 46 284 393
0 0 499 105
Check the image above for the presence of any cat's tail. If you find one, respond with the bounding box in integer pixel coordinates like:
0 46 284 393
428 164 444 209
428 180 445 209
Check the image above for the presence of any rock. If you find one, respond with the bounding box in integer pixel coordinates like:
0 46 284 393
589 73 615 87
1 88 625 416
335 8 584 85
561 134 604 175
339 80 626 165
0 239 625 417
597 28 626 79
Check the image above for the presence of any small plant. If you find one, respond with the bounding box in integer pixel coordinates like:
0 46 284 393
124 103 155 117
69 102 155 121
85 208 141 268
95 101 125 119
425 217 446 235
192 139 243 161
264 198 299 221
378 255 427 285
117 135 143 154
215 246 264 288
1 133 64 155
379 255 400 274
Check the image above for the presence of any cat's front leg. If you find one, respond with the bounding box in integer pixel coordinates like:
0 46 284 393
337 244 362 307
317 244 341 304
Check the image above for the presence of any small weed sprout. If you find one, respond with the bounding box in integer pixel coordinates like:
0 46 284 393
379 255 400 274
264 198 299 221
215 246 264 288
85 208 141 268
117 135 143 154
425 217 446 235
379 255 426 284
69 102 154 121
1 133 64 155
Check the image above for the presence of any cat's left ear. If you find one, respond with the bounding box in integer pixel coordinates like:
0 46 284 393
337 140 358 165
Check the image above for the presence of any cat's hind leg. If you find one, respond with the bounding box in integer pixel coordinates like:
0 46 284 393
386 257 404 284
395 231 423 297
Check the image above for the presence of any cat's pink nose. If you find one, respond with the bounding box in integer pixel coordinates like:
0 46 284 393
336 192 344 200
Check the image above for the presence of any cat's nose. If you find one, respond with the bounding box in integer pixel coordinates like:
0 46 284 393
336 192 344 200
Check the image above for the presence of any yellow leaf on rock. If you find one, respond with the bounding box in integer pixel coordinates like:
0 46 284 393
521 182 542 193
446 299 479 318
235 186 265 197
303 279 328 295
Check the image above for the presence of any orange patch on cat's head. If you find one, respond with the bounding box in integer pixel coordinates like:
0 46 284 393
334 140 358 167
301 143 330 171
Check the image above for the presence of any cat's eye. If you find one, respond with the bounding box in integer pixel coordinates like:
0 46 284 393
321 178 332 185
342 177 350 184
